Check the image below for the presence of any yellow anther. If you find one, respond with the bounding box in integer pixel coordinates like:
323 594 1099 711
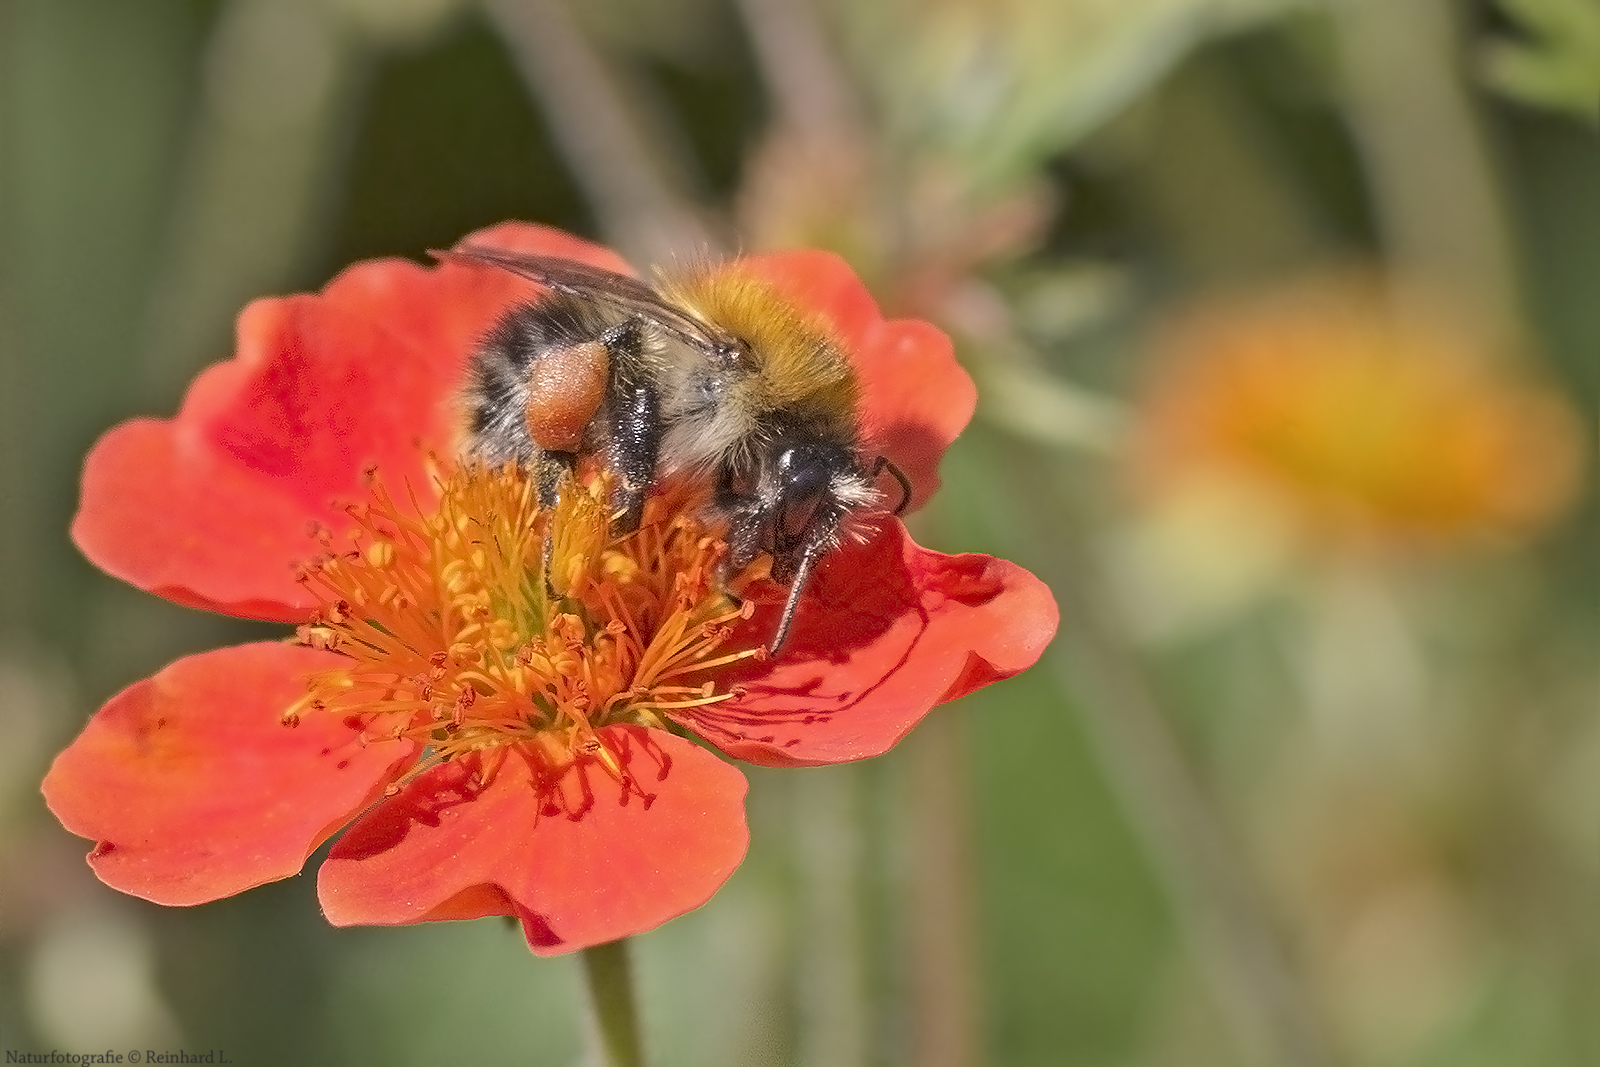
282 464 759 782
366 540 396 569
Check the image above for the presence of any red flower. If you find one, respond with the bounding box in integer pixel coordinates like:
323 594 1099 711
44 222 1057 954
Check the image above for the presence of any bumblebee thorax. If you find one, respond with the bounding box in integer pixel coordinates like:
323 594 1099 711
659 263 861 424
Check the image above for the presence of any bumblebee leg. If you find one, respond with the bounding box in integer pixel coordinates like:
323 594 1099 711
711 469 771 611
717 507 766 587
707 511 760 614
535 451 576 600
600 319 663 533
715 465 767 566
605 383 661 532
770 545 822 654
535 450 576 509
768 505 846 654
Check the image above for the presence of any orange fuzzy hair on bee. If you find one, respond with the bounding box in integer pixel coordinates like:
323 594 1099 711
660 263 861 435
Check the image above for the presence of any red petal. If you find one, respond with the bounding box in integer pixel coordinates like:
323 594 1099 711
741 251 974 511
42 644 418 906
677 521 1058 766
71 224 625 620
317 725 749 955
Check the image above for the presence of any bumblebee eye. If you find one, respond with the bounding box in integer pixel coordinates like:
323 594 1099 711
773 443 849 546
776 446 832 500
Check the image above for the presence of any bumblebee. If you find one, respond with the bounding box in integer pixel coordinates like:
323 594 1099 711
444 245 911 654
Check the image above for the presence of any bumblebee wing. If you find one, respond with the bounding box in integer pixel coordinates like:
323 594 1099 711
437 245 733 357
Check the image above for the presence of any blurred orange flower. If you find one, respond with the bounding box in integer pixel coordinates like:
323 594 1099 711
1129 277 1584 552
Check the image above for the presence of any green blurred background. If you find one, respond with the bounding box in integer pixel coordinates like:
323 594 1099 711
1 0 1596 1064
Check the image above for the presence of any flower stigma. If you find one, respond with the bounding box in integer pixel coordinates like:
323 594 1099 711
283 462 765 796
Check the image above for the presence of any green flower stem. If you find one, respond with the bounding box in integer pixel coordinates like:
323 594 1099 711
1005 446 1337 1067
1335 0 1523 341
581 938 645 1067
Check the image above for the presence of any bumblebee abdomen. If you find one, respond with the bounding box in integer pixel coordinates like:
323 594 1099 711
462 293 615 465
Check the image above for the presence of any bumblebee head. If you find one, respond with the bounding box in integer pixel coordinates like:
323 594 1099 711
761 441 911 655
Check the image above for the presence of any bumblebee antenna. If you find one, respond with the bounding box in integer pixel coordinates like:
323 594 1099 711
870 456 913 515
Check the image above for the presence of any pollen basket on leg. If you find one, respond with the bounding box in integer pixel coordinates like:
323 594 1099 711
283 463 764 786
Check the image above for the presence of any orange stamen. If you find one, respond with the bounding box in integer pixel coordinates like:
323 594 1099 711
288 463 758 786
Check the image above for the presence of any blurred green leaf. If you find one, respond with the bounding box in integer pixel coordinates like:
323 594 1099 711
827 0 1306 192
1483 0 1600 121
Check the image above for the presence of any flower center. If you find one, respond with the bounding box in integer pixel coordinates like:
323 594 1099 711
283 462 763 788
